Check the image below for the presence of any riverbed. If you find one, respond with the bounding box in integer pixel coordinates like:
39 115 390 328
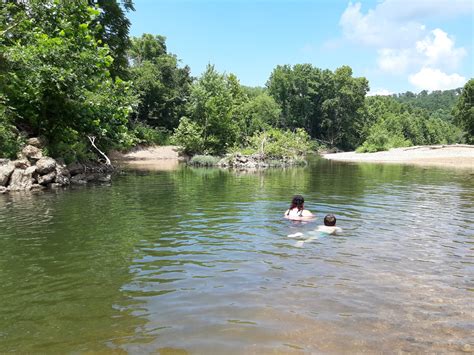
0 158 472 352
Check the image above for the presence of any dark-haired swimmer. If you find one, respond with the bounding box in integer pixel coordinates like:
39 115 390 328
284 195 314 220
288 214 342 245
315 214 342 235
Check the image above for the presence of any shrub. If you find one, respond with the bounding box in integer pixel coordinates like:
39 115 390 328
357 112 462 153
46 129 95 163
170 117 205 155
0 101 24 159
132 123 170 145
0 124 23 159
188 155 220 167
245 128 314 159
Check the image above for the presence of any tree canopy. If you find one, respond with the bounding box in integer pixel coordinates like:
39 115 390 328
1 0 136 161
452 79 474 143
0 0 471 161
128 34 192 131
267 64 368 149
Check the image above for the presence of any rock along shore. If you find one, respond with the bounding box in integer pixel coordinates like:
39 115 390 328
214 153 306 169
0 139 114 194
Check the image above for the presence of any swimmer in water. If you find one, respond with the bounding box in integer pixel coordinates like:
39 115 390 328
288 214 342 246
284 195 314 220
315 214 342 235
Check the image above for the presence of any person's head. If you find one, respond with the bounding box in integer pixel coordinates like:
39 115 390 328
324 214 336 226
290 195 305 210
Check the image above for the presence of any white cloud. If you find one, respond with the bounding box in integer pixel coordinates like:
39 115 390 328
340 1 473 48
409 67 466 90
339 0 471 90
377 49 411 72
371 0 473 21
415 29 466 69
376 29 466 74
339 2 426 48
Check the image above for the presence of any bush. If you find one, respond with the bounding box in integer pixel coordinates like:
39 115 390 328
0 123 23 159
132 123 170 145
46 128 95 163
0 102 24 159
244 128 315 159
170 117 205 155
2 2 136 162
357 112 462 153
356 123 410 153
188 155 220 167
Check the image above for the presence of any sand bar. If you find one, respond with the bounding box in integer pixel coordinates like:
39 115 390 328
323 145 474 169
109 145 183 171
109 145 180 161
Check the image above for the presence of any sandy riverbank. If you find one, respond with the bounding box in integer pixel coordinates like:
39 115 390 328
109 145 181 160
323 145 474 169
109 145 183 171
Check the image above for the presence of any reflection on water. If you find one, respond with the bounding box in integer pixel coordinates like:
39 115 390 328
0 158 473 353
116 158 180 171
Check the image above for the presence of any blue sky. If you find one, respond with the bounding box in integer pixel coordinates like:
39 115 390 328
128 0 474 94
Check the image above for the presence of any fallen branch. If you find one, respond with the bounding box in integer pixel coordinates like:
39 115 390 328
87 136 111 165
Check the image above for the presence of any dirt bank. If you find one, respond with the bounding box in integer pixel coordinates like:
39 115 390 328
109 145 183 171
110 145 181 161
323 145 474 169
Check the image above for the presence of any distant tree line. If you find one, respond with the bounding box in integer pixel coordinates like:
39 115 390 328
1 0 472 161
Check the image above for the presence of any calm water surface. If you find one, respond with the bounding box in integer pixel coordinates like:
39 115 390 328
0 158 473 353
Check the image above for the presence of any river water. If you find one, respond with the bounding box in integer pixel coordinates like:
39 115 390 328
0 158 473 353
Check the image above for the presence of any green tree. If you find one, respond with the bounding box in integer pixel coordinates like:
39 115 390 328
267 64 322 132
2 0 134 78
185 65 238 154
2 0 136 160
395 88 462 117
358 95 463 152
129 34 192 131
171 117 204 155
267 64 368 148
320 66 369 148
87 0 135 78
237 93 281 143
453 79 474 142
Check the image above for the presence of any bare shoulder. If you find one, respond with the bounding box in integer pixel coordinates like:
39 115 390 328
301 210 314 217
316 225 342 235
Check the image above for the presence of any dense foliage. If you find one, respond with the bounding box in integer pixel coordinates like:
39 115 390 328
128 34 192 132
357 96 463 152
393 89 461 120
171 65 283 155
452 79 474 143
88 0 135 78
267 64 369 149
0 0 471 162
240 128 315 159
1 0 136 162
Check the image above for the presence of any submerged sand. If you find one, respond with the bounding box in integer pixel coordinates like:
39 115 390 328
323 145 474 169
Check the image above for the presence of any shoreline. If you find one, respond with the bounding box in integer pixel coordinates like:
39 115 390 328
109 145 183 171
109 144 474 170
110 146 306 170
322 145 474 169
